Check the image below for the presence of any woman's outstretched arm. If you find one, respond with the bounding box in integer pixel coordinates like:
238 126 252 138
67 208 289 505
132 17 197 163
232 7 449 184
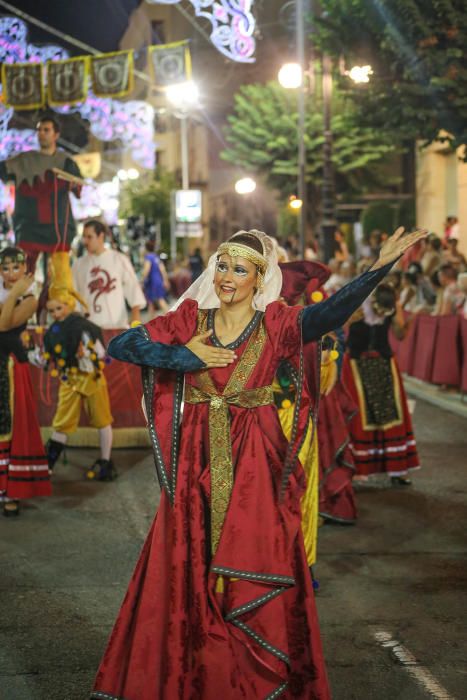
302 227 427 343
302 262 393 342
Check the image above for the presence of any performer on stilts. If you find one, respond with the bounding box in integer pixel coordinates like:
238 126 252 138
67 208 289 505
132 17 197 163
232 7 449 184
342 282 420 486
0 115 83 275
91 226 425 700
0 247 51 517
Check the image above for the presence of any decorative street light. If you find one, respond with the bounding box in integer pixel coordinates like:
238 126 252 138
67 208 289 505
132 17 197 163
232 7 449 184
166 80 200 191
235 177 257 195
288 195 303 210
347 64 373 84
278 62 303 89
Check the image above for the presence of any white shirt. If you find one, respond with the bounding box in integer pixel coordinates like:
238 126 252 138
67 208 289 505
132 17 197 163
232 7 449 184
72 250 146 329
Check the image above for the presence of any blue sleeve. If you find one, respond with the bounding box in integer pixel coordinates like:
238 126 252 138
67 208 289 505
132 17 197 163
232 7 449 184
107 327 205 372
302 262 394 343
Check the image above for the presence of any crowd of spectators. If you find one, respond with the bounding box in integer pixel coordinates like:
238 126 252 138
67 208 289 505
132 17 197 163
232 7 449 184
312 226 467 319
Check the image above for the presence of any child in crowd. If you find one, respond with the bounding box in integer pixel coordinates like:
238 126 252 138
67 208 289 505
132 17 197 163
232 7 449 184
0 247 51 517
44 272 115 481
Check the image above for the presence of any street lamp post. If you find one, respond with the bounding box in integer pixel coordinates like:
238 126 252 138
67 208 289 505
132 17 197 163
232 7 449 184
321 53 336 263
166 81 200 260
296 0 307 259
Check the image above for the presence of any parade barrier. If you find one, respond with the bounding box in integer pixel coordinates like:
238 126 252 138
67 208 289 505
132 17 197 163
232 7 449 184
390 314 466 391
31 329 149 448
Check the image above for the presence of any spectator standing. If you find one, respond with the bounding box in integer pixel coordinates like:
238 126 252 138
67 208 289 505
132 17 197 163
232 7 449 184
421 234 442 277
437 264 464 315
188 247 204 282
333 229 350 262
142 240 169 316
407 262 437 311
399 272 418 312
442 237 466 272
444 215 460 242
72 220 146 329
324 258 345 294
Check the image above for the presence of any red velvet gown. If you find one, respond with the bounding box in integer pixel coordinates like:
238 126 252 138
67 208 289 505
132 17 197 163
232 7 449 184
317 381 358 524
0 321 50 500
92 299 330 700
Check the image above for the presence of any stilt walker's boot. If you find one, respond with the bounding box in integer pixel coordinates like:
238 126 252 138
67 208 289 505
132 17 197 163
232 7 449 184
46 439 65 472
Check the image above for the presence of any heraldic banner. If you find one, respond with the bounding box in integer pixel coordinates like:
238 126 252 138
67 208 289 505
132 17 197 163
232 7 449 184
2 62 45 110
90 50 134 98
47 56 89 106
148 40 192 87
1 43 192 110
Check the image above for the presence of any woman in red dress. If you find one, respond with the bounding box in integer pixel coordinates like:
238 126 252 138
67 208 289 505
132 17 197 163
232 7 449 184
91 227 425 700
0 247 51 517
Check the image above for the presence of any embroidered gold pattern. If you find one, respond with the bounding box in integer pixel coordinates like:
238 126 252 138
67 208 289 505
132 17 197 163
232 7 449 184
187 314 270 553
217 242 267 275
350 356 403 430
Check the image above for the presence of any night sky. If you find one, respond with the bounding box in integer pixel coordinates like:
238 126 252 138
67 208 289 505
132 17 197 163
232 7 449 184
6 0 142 54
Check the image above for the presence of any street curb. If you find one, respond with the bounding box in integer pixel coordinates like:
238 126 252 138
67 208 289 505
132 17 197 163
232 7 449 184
403 375 467 420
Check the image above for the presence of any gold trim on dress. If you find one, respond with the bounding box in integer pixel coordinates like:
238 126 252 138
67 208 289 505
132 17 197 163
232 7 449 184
186 313 269 554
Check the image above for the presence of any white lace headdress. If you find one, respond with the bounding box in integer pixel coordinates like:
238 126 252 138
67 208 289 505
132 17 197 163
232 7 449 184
171 230 283 312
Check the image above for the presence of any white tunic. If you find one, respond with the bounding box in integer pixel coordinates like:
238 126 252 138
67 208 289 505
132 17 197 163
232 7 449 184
72 250 146 329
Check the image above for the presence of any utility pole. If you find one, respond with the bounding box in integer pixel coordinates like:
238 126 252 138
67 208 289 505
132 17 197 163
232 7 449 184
321 53 336 262
296 0 306 259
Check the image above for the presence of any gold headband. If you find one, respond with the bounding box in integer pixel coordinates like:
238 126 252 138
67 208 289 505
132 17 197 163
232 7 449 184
216 242 267 275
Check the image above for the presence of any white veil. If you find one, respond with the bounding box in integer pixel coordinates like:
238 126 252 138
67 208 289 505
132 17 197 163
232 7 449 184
171 230 283 312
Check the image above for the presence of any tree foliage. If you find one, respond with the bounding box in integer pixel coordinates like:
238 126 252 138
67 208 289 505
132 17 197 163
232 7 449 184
120 171 176 250
221 81 400 221
316 0 467 154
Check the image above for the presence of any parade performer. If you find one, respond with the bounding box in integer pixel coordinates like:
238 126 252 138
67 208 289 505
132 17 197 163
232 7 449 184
91 226 425 700
275 260 329 569
43 262 116 482
342 283 420 485
72 219 146 329
0 247 51 517
0 116 82 273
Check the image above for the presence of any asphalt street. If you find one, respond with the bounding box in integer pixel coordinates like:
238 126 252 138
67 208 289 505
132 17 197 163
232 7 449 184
1 398 466 700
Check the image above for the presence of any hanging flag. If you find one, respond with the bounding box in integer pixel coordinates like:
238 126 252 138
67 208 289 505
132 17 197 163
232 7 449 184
148 41 192 87
90 50 133 98
1 62 44 110
47 56 88 106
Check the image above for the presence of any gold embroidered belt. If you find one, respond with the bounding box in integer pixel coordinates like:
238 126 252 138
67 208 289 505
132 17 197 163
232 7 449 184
184 383 274 554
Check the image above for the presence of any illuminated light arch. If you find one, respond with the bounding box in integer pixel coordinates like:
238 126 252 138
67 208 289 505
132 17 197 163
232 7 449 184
0 17 155 169
147 0 256 63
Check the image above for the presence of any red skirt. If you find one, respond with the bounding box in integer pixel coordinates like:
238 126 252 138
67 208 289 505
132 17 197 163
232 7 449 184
0 359 51 500
342 353 420 477
318 382 357 523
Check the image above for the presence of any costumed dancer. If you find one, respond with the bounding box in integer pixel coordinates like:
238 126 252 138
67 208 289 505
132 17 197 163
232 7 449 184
91 227 425 700
342 282 420 485
0 247 51 517
43 263 115 482
275 260 330 573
